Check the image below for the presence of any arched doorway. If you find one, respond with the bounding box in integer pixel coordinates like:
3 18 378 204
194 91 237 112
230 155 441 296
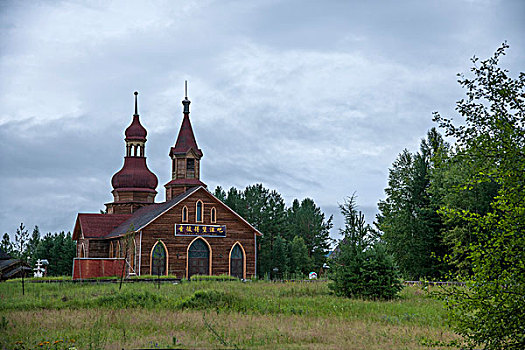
230 244 244 279
188 238 210 278
150 241 167 276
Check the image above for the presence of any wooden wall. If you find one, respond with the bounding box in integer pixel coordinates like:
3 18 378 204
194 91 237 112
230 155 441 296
77 239 110 258
77 188 258 279
138 189 256 278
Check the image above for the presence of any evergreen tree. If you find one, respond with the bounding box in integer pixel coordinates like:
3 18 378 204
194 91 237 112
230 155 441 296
288 236 310 275
224 187 244 214
214 186 227 202
34 233 55 274
272 235 289 278
14 223 29 260
244 185 288 277
430 152 498 274
329 195 401 300
287 198 333 272
376 129 449 279
221 184 332 278
340 193 376 246
1 233 13 255
27 226 41 265
33 231 76 276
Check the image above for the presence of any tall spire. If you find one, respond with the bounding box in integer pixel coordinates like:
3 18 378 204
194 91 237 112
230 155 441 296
182 80 191 115
125 91 147 142
165 82 206 200
172 82 202 157
134 91 139 116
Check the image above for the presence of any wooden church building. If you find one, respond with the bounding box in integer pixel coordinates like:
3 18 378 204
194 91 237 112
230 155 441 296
72 89 261 279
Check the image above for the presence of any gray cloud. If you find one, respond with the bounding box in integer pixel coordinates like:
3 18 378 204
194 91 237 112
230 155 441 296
1 0 523 238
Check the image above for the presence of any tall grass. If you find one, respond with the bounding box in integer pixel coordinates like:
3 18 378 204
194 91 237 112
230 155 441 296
0 280 461 349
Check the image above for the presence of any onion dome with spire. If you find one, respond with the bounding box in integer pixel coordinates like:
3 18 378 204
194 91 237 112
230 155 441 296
106 92 158 214
125 92 147 141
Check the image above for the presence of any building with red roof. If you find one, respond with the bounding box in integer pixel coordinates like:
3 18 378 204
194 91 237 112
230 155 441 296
72 87 261 279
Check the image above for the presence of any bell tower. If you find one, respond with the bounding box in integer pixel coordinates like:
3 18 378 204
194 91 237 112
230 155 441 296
106 92 158 214
165 82 206 200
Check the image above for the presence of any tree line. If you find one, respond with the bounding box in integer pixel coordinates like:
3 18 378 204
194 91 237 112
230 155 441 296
1 185 335 279
214 184 333 278
1 224 76 276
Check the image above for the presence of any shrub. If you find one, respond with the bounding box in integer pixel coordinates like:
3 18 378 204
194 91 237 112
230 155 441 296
329 242 401 299
178 289 239 310
329 195 402 300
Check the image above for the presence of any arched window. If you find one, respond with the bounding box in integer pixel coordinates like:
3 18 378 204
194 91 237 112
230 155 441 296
182 206 188 223
196 201 203 223
229 243 245 279
109 241 114 258
210 207 217 223
150 240 168 276
116 241 121 258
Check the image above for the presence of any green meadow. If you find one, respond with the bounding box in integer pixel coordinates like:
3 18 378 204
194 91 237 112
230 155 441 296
0 279 461 349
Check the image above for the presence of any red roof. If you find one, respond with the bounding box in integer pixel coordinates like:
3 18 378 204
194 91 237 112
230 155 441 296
74 187 262 240
73 214 132 240
164 178 207 187
171 113 203 157
125 114 147 141
111 157 158 190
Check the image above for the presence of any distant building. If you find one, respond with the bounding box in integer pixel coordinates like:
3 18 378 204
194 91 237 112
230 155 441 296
0 248 32 281
72 88 261 279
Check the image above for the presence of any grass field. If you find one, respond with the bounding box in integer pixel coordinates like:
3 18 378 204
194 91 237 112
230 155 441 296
0 279 461 349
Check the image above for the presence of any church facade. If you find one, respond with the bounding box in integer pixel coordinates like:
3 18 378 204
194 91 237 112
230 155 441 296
72 90 261 279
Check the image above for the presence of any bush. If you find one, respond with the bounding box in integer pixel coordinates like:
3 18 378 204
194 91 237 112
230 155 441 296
178 289 239 310
329 195 402 300
329 242 401 299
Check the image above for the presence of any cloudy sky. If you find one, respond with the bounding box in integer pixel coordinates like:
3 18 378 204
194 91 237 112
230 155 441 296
1 0 523 241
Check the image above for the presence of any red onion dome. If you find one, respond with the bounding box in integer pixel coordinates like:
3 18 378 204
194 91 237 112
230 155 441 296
111 157 158 191
125 114 147 141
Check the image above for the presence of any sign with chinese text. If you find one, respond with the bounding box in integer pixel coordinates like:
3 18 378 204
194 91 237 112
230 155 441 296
175 224 226 237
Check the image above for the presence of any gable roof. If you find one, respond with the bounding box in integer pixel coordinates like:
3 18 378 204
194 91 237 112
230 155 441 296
72 213 132 240
105 186 262 239
105 186 201 238
75 186 263 241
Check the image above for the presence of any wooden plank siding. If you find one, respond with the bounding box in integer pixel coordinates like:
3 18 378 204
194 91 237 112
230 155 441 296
78 188 257 279
138 190 256 278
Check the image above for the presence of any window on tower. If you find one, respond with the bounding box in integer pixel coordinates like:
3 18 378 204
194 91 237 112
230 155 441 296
187 159 195 178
